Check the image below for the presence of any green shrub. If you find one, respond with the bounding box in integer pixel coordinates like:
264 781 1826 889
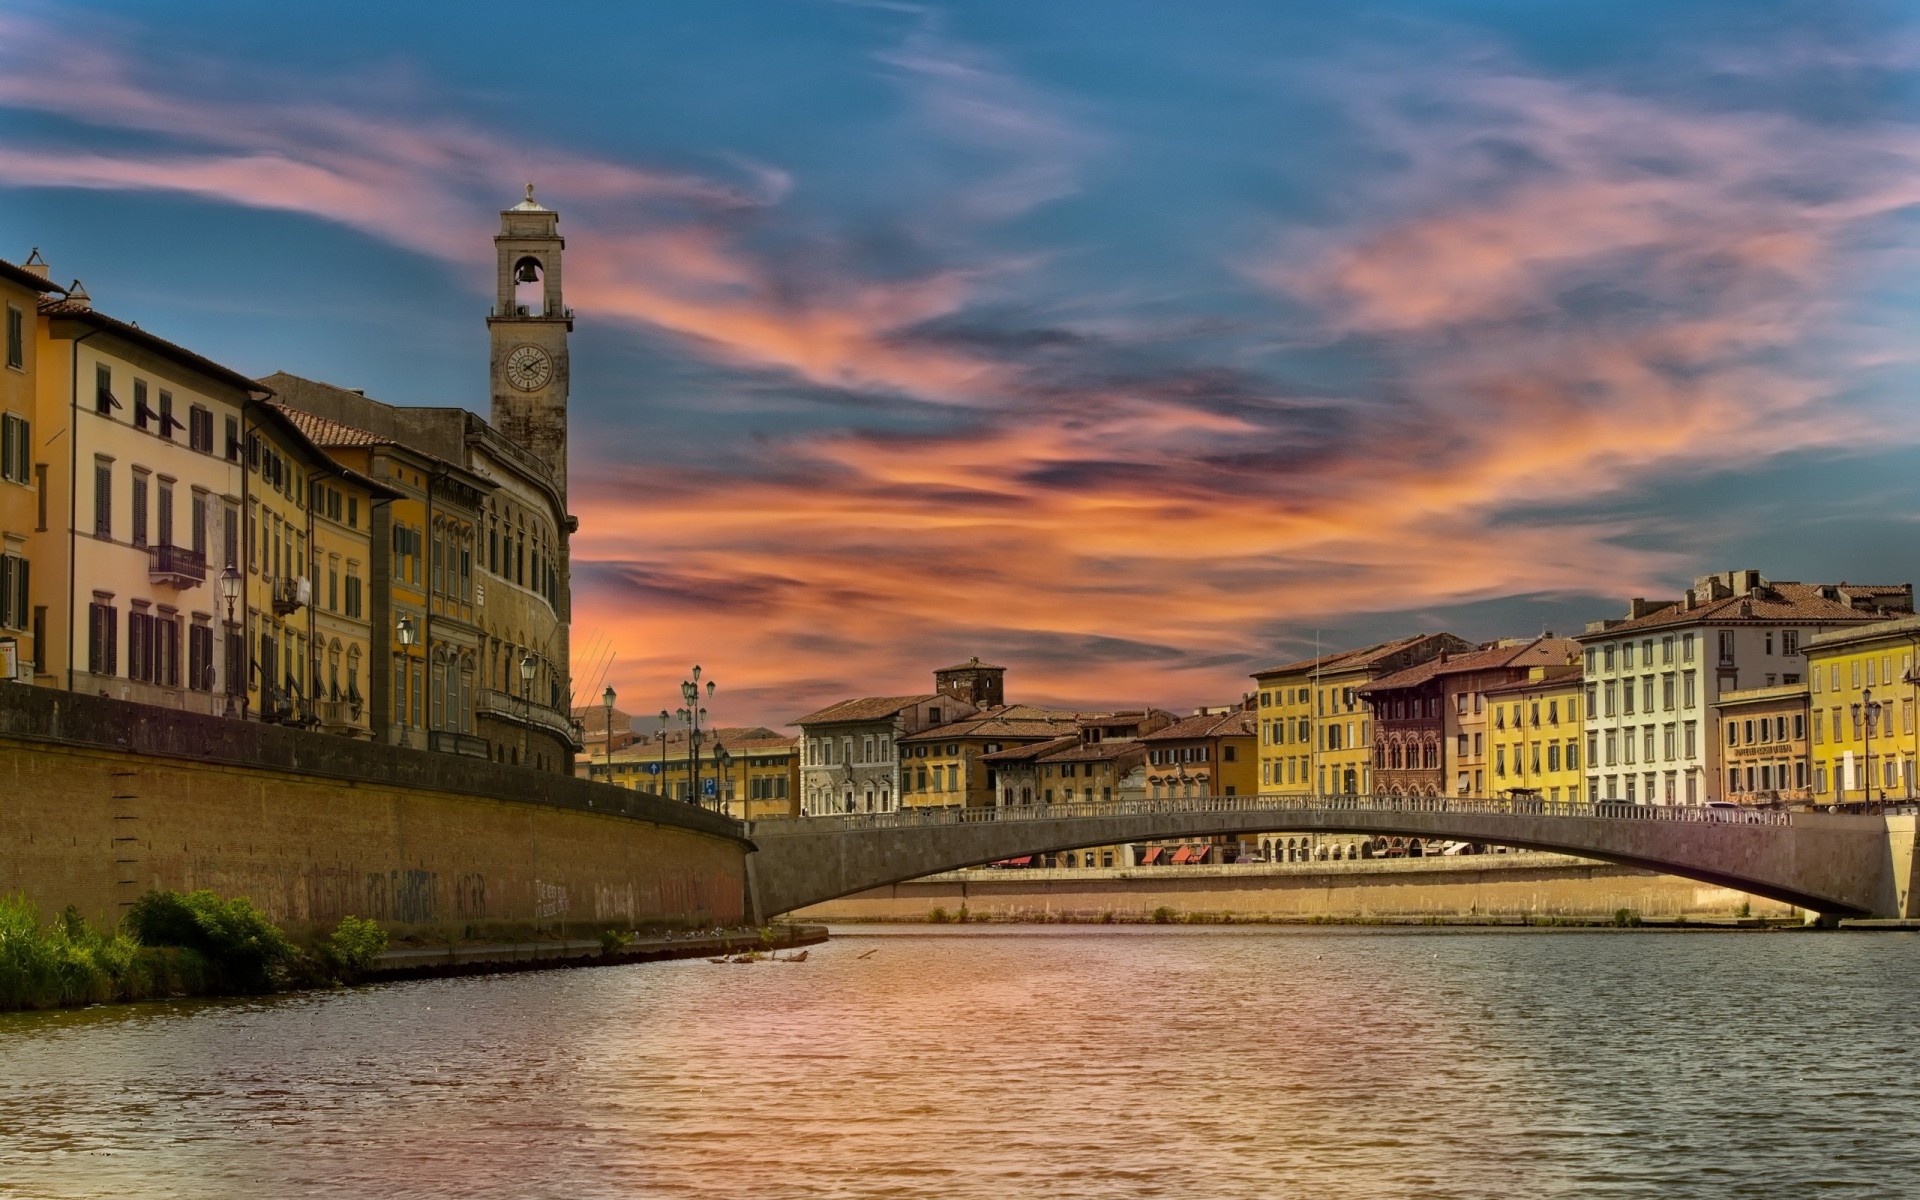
596 928 633 957
126 889 297 993
330 915 389 975
1151 905 1176 924
0 894 148 1010
927 907 950 924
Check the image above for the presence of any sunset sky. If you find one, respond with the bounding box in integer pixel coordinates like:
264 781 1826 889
4 1 1919 727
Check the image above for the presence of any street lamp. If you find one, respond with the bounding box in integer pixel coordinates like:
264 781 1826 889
678 665 716 806
218 562 242 719
519 652 537 769
602 684 617 778
714 742 733 817
395 614 416 748
1856 688 1885 806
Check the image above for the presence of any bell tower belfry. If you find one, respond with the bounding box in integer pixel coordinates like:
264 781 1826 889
488 183 572 493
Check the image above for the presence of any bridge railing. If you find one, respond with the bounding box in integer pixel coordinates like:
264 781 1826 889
760 791 1798 834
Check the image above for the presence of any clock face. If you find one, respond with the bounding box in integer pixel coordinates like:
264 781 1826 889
505 344 554 392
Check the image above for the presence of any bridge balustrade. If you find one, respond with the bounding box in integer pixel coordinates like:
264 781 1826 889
772 793 1796 834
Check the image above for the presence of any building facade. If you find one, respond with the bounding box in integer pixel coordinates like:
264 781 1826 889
0 254 63 680
1805 616 1920 803
1714 684 1811 804
1579 571 1910 805
1252 633 1472 797
1479 669 1585 802
901 707 1086 809
793 692 979 815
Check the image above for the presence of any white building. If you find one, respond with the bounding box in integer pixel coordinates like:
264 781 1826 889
792 693 978 815
1577 570 1911 805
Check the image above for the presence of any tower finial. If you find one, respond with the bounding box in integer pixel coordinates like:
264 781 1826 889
525 181 535 204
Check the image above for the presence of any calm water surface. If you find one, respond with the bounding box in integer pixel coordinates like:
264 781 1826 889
3 925 1919 1198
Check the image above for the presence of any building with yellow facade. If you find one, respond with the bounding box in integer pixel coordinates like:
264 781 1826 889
900 706 1088 809
1252 633 1471 797
1480 668 1585 802
1805 616 1920 803
588 726 798 819
1714 683 1810 804
0 255 64 681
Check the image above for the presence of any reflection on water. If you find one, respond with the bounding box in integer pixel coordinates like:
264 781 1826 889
1 926 1915 1198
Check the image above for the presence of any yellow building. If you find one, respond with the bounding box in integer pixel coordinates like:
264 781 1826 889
1140 709 1257 799
1252 633 1471 796
0 255 63 680
1480 668 1585 802
589 725 798 819
1714 684 1810 804
1805 617 1920 803
900 706 1087 810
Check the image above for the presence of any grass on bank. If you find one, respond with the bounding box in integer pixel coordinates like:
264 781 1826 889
0 891 389 1012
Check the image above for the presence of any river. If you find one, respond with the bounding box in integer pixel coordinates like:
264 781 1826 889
2 925 1916 1198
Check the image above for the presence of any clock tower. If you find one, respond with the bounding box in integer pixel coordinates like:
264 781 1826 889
488 184 572 493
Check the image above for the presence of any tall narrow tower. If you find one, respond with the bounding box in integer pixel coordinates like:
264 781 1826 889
488 184 572 492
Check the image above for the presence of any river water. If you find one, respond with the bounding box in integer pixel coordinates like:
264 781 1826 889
3 925 1918 1199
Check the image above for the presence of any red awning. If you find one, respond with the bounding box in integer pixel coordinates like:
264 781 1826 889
1190 845 1211 864
1141 847 1163 865
994 856 1033 867
1170 846 1193 864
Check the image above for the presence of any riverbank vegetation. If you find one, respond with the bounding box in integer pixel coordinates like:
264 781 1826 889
0 891 388 1012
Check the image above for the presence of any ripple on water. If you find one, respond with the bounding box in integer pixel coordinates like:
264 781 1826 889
1 927 1918 1198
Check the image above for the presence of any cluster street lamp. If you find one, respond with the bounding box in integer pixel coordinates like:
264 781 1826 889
602 684 617 777
395 614 417 748
657 708 671 786
519 652 537 769
218 563 242 719
675 665 716 806
1856 688 1886 805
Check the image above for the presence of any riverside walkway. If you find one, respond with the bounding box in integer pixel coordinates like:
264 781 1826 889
744 793 1910 920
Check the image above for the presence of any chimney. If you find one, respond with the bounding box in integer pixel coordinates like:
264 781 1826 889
22 248 50 279
64 279 90 310
1739 599 1753 619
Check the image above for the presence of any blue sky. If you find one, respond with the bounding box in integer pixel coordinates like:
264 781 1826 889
3 0 1917 723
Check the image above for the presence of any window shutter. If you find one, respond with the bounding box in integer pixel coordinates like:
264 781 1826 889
94 464 111 538
0 556 12 628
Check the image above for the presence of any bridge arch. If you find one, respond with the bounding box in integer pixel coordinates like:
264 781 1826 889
744 797 1899 920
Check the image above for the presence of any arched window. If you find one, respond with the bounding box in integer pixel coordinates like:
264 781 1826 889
513 256 545 316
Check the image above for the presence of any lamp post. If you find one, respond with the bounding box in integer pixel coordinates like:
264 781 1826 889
714 742 733 818
602 684 617 779
677 665 715 806
218 563 242 719
519 652 536 769
395 614 416 748
1856 688 1885 806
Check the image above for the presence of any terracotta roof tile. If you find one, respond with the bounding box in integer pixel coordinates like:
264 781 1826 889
39 299 267 394
1251 632 1467 679
790 694 939 726
1583 582 1911 638
1140 710 1256 741
273 404 393 448
978 735 1082 764
1361 637 1580 694
1038 740 1148 764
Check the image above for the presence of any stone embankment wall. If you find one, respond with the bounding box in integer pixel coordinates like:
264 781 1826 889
796 854 1795 922
0 685 748 938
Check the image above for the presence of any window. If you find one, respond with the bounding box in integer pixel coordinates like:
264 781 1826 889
130 471 148 549
155 480 172 547
133 380 150 431
224 416 240 461
4 304 20 369
87 598 118 675
1682 672 1696 709
0 413 25 484
92 459 112 539
95 365 118 415
158 391 175 441
0 552 26 630
188 621 213 691
1662 636 1673 664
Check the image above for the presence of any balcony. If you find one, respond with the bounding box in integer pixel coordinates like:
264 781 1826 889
315 698 364 735
271 575 310 617
477 687 580 747
148 544 207 588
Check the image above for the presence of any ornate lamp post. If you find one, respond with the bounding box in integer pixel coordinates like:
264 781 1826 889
395 614 416 748
677 665 715 805
1855 688 1885 805
519 652 537 769
602 684 617 778
714 742 733 817
218 563 242 719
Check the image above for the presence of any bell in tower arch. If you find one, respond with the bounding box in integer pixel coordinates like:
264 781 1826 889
512 256 544 316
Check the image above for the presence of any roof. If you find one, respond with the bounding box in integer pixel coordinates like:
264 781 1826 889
274 405 395 449
1037 739 1148 764
978 735 1081 765
1476 667 1583 699
790 694 939 726
901 715 1081 744
936 656 1006 672
1140 710 1256 742
1805 612 1920 652
256 405 403 499
1581 581 1910 639
39 298 268 395
0 256 64 296
1714 684 1810 708
1251 632 1464 680
1360 637 1580 695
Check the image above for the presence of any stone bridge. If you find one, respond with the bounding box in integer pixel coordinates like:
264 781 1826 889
743 795 1920 920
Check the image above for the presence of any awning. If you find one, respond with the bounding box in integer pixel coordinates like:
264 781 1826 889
1141 847 1163 865
993 856 1033 867
1170 846 1193 864
1190 845 1211 864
